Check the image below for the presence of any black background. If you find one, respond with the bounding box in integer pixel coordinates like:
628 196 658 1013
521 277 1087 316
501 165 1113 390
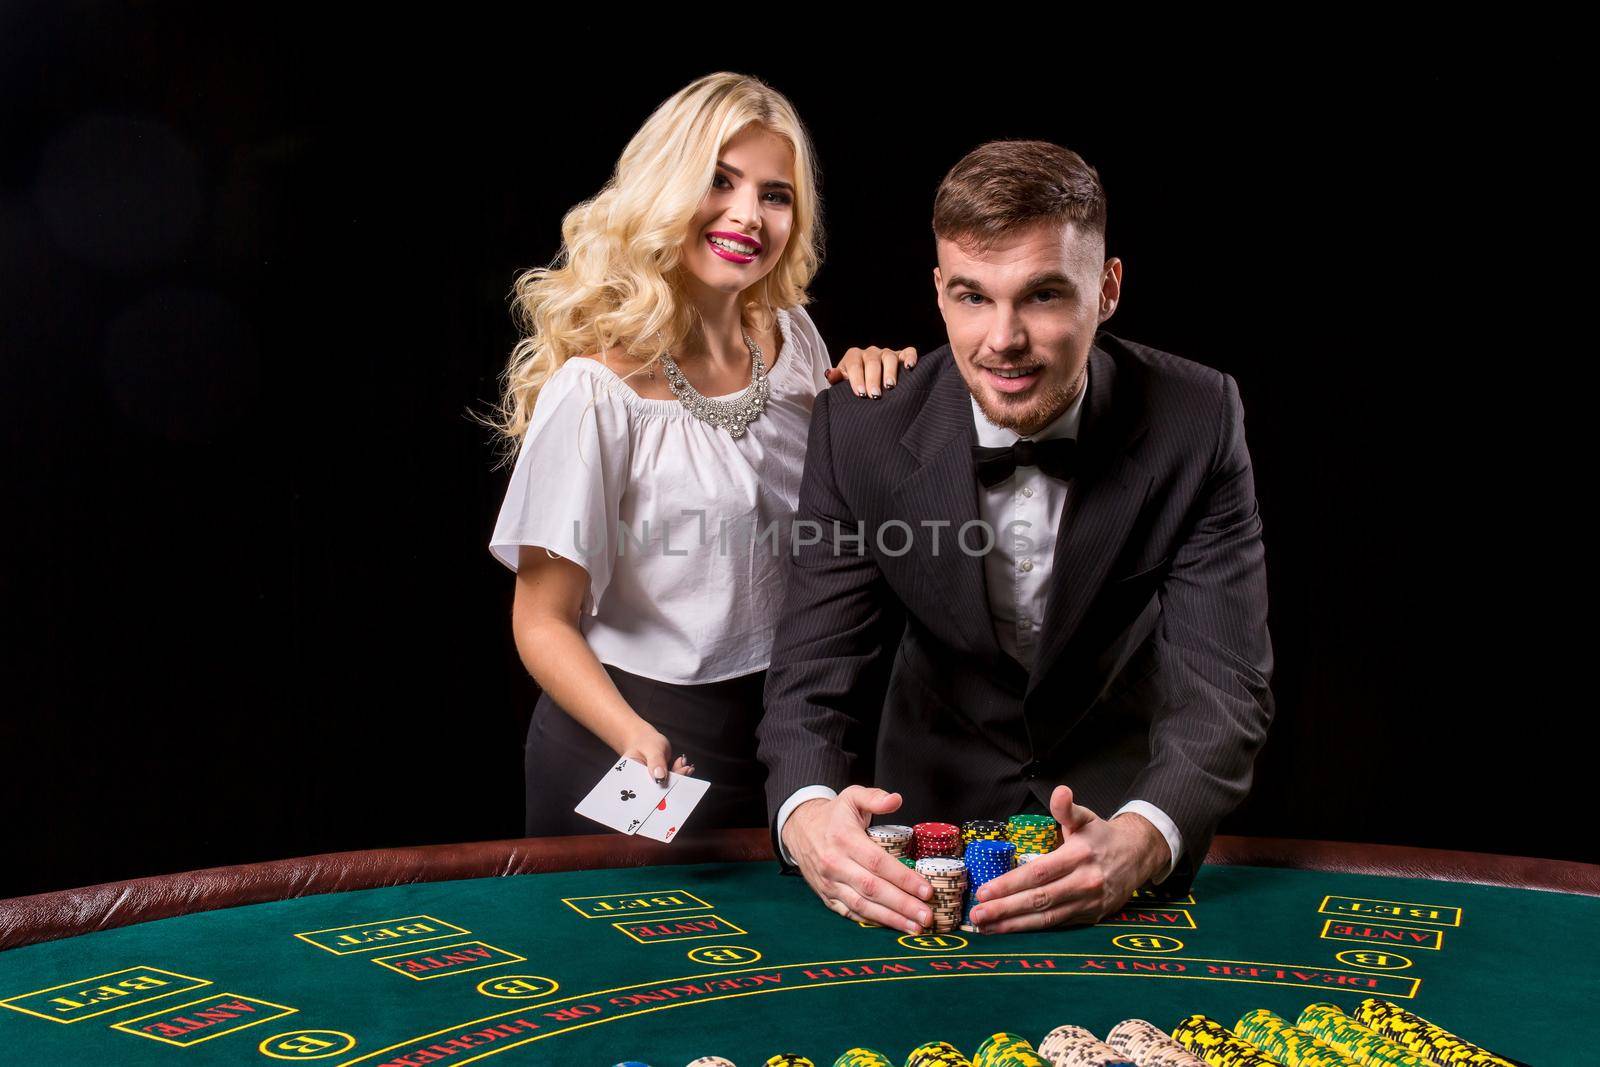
2 8 1584 899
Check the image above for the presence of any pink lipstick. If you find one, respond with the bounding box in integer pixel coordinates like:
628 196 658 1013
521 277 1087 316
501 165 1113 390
707 231 761 263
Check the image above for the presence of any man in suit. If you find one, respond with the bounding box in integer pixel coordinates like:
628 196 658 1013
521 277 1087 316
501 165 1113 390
756 140 1274 936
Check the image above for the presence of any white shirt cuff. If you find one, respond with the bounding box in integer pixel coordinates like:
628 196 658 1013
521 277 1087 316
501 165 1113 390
1113 799 1184 884
776 785 840 865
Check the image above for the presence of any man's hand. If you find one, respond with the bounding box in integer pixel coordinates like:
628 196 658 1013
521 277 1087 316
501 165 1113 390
967 785 1171 934
781 786 934 934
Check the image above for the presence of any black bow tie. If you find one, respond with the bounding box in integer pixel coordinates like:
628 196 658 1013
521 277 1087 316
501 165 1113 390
972 436 1078 488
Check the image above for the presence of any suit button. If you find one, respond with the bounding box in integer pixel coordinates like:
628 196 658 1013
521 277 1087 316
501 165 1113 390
1022 760 1042 779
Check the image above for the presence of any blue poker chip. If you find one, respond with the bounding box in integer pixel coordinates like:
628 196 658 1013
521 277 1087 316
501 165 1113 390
962 840 1016 875
961 839 1016 918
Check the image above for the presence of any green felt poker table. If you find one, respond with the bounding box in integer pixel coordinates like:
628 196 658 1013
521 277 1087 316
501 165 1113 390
1 831 1595 1066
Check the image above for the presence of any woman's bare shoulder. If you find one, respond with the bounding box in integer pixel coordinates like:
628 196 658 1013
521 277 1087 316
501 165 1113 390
570 341 631 364
568 346 671 399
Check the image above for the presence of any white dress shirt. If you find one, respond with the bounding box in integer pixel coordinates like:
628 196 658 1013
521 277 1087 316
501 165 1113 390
974 387 1082 669
778 370 1184 882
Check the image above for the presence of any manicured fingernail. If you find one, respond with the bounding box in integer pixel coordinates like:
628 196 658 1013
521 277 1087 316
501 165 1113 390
885 381 895 389
856 390 865 397
869 391 880 398
919 911 931 925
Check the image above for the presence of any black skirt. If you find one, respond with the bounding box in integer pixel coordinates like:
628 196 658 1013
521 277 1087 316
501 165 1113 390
524 663 770 837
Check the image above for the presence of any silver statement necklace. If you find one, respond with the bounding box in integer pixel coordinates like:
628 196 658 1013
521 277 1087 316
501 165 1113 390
658 331 770 439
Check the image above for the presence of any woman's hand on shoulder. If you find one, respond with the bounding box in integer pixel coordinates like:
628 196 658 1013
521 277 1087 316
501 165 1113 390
827 345 918 399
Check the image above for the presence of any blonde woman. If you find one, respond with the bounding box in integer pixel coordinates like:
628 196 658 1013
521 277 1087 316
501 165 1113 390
486 73 914 836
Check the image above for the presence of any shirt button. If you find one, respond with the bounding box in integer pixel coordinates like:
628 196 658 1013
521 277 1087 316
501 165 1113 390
1020 559 1034 573
1021 486 1034 498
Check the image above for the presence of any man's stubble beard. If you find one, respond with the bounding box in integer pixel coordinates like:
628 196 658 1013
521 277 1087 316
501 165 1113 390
973 361 1088 436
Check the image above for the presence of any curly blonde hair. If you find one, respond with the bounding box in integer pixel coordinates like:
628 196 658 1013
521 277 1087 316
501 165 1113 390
482 72 823 465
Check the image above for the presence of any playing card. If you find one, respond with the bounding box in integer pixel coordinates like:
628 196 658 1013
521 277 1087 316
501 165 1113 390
573 757 677 835
634 772 710 843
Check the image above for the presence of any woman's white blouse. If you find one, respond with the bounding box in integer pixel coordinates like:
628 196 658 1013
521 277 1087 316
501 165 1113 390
490 305 834 683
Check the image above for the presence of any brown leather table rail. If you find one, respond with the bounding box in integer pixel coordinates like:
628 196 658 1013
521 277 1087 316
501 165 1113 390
2 830 1596 951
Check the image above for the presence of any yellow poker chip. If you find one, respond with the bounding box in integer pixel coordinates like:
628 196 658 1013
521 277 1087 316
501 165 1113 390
1352 1000 1517 1067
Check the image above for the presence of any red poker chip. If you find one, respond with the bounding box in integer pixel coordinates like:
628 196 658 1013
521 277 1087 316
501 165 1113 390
911 822 962 859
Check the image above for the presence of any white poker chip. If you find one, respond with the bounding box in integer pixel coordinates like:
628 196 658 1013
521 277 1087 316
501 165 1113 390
915 857 968 875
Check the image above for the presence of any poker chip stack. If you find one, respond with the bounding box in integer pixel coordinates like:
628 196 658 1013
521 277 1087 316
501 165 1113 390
1234 1009 1356 1067
916 856 969 933
973 1032 1050 1067
1036 1024 1136 1066
1296 1004 1425 1067
961 839 1017 930
906 1040 974 1066
1037 1024 1097 1061
1007 814 1062 855
1106 1019 1208 1066
913 822 962 860
831 1050 892 1067
1352 999 1517 1067
683 1004 1507 1067
1171 1014 1286 1066
962 819 1009 847
868 824 914 859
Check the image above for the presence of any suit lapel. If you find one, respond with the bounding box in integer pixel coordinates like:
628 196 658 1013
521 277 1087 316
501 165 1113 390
1026 343 1153 707
893 357 1004 663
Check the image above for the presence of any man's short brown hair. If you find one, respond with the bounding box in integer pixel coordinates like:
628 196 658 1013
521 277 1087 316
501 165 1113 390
932 140 1107 252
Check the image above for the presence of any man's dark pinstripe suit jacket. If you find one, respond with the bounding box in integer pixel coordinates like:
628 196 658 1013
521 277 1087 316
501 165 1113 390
756 330 1275 892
